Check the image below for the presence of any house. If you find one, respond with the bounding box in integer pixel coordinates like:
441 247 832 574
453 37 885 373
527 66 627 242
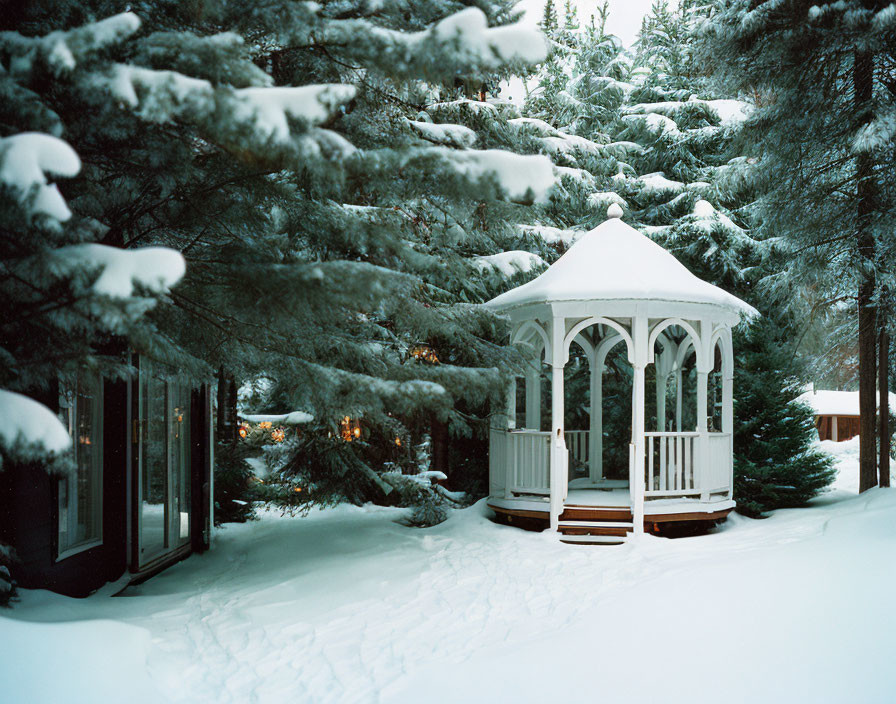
797 387 896 442
485 205 755 544
0 355 214 597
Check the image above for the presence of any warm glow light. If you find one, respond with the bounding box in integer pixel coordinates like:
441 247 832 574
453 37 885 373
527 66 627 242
410 344 439 364
271 428 285 443
395 437 402 446
339 415 362 442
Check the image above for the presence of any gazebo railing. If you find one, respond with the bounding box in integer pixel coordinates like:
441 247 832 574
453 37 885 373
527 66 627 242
705 432 734 497
489 428 551 496
490 427 733 503
564 430 589 466
643 431 732 499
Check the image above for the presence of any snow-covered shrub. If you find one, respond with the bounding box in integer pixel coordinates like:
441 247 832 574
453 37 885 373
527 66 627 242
213 441 259 526
0 545 16 608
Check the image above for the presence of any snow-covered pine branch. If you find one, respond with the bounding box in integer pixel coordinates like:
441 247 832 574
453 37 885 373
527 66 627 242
0 12 140 78
0 132 80 222
51 244 186 299
326 7 549 81
406 119 477 148
0 389 71 464
107 65 358 148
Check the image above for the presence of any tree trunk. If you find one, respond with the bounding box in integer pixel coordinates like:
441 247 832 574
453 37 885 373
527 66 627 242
216 366 228 438
430 417 449 477
855 49 878 493
226 375 239 442
215 366 238 442
881 323 891 487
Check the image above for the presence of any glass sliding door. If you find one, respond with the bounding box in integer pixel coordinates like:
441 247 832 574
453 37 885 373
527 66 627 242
138 362 168 565
137 360 192 568
169 380 191 547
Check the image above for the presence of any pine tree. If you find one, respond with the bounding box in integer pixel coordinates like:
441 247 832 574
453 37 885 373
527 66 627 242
540 0 559 34
733 315 836 517
0 13 187 465
700 0 896 492
1 2 553 525
510 0 837 513
559 0 580 46
624 1 840 513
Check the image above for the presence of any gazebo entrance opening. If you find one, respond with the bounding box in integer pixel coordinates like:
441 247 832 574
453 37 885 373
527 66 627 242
508 321 705 509
566 336 630 490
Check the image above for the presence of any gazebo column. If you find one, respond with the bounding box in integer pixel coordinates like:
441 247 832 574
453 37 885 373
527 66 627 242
696 319 712 501
722 327 734 499
656 374 667 431
630 314 647 537
589 348 602 483
506 376 517 429
549 315 567 531
653 337 675 432
696 369 708 491
675 368 683 432
524 360 541 430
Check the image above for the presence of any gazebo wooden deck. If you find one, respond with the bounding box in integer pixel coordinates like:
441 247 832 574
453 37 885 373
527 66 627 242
485 204 755 544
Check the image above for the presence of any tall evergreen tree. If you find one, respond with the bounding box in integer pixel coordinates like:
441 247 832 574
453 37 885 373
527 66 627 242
700 0 896 491
1 2 553 524
733 314 836 516
510 0 837 513
540 0 559 34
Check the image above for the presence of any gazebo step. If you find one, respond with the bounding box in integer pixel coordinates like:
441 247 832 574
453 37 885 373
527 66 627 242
559 526 632 538
559 533 627 545
560 505 633 522
558 520 634 529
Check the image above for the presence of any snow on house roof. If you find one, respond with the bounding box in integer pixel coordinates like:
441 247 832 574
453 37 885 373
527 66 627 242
486 205 756 317
796 389 896 417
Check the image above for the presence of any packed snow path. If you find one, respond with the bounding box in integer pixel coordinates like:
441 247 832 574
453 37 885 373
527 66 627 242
3 442 895 703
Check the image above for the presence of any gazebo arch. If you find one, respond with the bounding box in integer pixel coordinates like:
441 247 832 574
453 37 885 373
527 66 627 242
485 205 755 543
562 316 635 365
511 319 551 362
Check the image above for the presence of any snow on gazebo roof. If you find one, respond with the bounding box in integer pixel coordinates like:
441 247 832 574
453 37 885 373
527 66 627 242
487 204 756 318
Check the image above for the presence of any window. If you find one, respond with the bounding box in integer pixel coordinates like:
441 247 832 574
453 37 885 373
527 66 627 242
57 374 103 559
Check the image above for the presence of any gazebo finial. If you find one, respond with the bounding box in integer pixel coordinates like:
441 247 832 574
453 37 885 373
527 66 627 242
606 203 623 219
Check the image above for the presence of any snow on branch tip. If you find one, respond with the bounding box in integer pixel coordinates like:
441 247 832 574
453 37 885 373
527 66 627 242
0 389 71 458
0 132 81 221
53 244 186 299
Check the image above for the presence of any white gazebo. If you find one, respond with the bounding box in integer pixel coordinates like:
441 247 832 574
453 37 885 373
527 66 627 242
486 204 756 543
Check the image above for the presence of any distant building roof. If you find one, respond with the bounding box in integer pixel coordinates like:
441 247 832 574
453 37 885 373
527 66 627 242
797 388 896 417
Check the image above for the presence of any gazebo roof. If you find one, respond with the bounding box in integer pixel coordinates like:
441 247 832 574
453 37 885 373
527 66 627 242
487 206 756 318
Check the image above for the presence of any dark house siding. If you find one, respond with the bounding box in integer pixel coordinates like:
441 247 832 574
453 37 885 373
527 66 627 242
1 378 212 598
0 379 129 597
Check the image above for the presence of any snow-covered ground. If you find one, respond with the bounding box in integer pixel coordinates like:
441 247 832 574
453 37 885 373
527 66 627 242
3 441 896 704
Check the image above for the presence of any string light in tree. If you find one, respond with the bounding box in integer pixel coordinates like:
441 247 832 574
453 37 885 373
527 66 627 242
410 344 439 364
340 416 362 442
